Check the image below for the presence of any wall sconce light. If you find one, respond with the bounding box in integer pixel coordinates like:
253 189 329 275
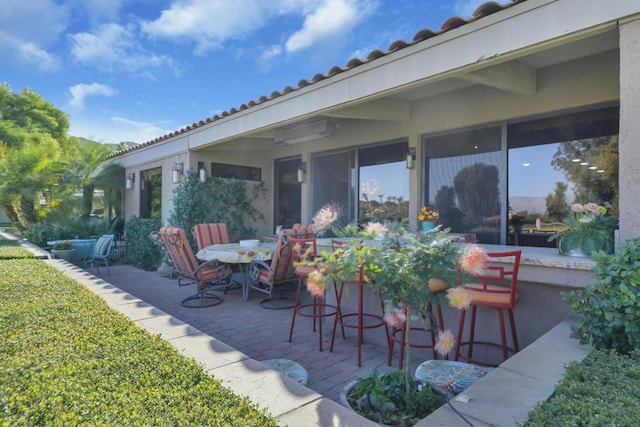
125 173 135 190
172 162 184 184
198 161 206 183
406 147 416 169
297 162 307 183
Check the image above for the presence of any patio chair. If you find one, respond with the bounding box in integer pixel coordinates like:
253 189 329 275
192 223 240 293
83 234 114 275
330 239 389 367
454 250 522 367
292 223 316 237
193 223 230 248
158 226 231 308
247 228 299 309
288 236 342 351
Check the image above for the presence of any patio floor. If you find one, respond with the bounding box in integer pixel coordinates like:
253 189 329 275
86 264 432 405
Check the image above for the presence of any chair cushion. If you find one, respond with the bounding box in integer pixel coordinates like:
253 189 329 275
463 283 519 305
94 236 112 256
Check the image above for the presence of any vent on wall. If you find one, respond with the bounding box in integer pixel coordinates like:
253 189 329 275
274 119 337 146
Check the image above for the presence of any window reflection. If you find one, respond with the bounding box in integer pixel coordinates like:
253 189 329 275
140 167 162 219
424 128 502 244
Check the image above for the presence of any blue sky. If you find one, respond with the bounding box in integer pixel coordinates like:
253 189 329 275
1 0 486 145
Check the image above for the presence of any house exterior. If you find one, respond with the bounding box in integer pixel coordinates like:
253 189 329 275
107 0 640 353
109 0 638 242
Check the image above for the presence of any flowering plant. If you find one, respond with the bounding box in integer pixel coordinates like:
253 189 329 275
310 230 486 424
418 206 439 222
51 240 73 250
312 202 342 237
548 202 617 256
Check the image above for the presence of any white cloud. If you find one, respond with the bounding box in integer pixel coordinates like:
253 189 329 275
69 23 174 75
0 0 68 69
69 115 172 145
0 33 60 71
141 0 271 55
69 83 116 109
285 0 374 53
453 0 487 18
141 0 377 56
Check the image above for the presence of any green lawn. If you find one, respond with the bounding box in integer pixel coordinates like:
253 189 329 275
0 258 279 426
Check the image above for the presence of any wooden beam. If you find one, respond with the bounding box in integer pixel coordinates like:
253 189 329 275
459 60 537 95
325 99 411 121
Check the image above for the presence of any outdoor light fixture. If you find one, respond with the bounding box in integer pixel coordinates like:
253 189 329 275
406 147 416 169
297 162 307 183
172 162 184 184
125 173 135 190
198 161 206 182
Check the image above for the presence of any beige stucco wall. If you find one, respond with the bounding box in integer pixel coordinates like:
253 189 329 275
619 15 640 241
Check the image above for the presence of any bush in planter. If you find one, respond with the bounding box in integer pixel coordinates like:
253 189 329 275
345 369 445 427
563 238 640 354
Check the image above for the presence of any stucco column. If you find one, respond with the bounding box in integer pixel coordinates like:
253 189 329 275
618 16 640 241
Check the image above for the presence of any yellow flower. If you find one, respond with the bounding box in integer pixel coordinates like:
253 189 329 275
434 330 455 357
306 270 327 298
447 287 472 310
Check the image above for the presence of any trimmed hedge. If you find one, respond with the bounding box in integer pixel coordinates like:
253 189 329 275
0 259 278 426
523 349 640 425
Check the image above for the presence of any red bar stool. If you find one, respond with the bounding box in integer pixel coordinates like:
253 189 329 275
331 239 390 367
454 250 522 367
288 237 341 351
387 278 449 369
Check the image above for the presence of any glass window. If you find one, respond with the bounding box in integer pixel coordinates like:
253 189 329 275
507 107 619 247
311 141 409 228
274 157 302 229
421 106 619 248
423 128 502 244
358 142 409 225
140 167 162 219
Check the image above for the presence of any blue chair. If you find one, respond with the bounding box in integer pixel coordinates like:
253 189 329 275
84 234 114 274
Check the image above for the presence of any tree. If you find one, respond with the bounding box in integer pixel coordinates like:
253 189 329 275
453 163 500 228
546 182 569 222
551 136 619 214
0 84 69 225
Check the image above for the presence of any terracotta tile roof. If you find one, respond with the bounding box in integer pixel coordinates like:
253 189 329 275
107 0 525 159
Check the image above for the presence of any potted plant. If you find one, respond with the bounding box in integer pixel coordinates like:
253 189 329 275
548 202 617 257
304 228 486 426
418 206 439 231
50 240 76 261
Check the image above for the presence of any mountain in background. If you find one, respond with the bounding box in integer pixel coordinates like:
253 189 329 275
509 196 547 215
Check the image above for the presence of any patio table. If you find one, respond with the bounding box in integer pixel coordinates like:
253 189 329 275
196 242 276 301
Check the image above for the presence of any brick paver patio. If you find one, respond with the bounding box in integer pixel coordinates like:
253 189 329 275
99 264 434 404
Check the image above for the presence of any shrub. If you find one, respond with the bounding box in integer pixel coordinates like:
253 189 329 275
523 349 640 426
169 171 267 246
23 222 67 247
123 216 162 270
563 238 640 354
0 246 34 259
0 260 277 426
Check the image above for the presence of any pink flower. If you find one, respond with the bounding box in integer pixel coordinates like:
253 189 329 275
447 287 472 310
306 271 327 298
585 202 600 213
571 203 584 212
459 244 488 276
434 330 455 357
383 307 406 328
